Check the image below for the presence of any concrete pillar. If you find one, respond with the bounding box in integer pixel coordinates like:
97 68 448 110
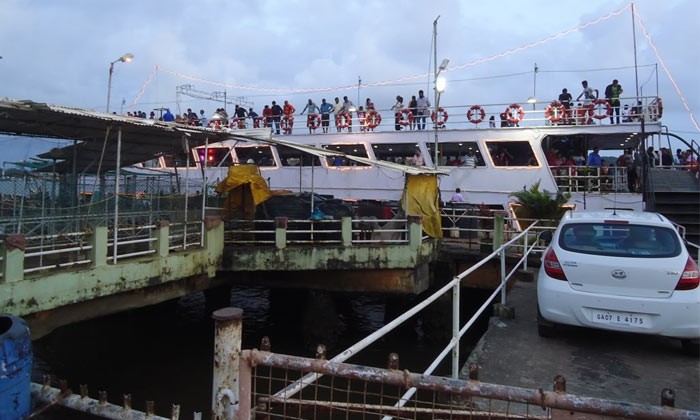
88 226 108 267
492 213 504 252
341 217 352 247
152 221 170 258
274 217 287 249
407 215 423 250
0 234 24 282
204 216 224 276
211 307 243 420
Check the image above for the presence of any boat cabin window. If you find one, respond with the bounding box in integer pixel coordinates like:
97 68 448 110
322 144 370 167
485 141 538 167
142 158 160 168
195 147 233 167
372 143 422 165
234 146 276 167
162 154 196 168
426 142 485 167
276 145 321 167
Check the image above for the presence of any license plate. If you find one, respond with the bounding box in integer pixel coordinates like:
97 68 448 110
590 309 651 328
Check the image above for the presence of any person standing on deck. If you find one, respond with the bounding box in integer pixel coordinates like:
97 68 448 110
576 81 598 124
199 109 208 127
408 96 418 130
234 105 248 128
163 108 174 122
604 79 623 124
450 188 465 202
320 99 333 133
332 97 343 132
391 96 404 131
248 108 258 126
262 105 273 130
301 99 320 134
587 147 602 167
283 100 296 134
270 101 283 135
342 96 355 132
416 90 431 130
558 88 573 124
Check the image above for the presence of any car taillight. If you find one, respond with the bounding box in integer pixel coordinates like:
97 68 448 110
675 257 699 290
543 248 567 281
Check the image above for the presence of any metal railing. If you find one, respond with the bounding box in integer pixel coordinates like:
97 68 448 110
224 217 410 246
261 222 540 412
196 96 662 134
550 166 630 193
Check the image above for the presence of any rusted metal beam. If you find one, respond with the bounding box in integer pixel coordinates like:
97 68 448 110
242 350 699 420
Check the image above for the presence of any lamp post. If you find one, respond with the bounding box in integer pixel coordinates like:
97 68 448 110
106 53 134 113
433 59 448 168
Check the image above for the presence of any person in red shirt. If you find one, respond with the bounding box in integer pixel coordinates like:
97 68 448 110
262 105 273 130
283 101 296 134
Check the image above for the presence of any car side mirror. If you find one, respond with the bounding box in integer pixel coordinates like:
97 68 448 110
538 230 553 246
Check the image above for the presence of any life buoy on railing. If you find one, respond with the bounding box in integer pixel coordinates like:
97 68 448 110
365 110 382 128
229 118 245 129
648 98 663 120
591 99 612 120
207 120 220 129
431 107 448 127
281 115 294 133
306 113 321 131
253 116 265 128
467 105 486 124
545 101 566 122
336 112 350 129
504 104 524 124
398 109 414 126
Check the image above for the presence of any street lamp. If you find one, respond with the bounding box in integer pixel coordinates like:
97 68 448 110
106 53 134 113
433 58 448 168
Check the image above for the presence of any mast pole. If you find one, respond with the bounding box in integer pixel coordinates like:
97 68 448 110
433 16 440 169
631 3 640 101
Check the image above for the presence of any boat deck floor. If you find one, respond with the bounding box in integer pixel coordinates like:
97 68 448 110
463 280 700 412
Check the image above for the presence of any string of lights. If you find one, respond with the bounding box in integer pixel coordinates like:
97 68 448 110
634 8 699 132
141 4 632 98
127 65 158 113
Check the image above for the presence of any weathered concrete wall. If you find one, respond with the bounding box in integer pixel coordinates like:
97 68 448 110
0 222 224 321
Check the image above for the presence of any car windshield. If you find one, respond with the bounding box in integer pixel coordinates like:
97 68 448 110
558 223 682 258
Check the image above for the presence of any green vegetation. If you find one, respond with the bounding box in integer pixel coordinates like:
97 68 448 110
510 181 571 228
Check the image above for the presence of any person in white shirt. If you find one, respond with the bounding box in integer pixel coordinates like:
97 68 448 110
331 97 344 132
198 110 208 127
391 95 404 131
450 188 465 202
342 96 355 132
460 151 477 168
412 151 425 166
415 90 431 130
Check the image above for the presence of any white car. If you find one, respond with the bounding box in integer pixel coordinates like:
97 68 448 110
537 210 700 355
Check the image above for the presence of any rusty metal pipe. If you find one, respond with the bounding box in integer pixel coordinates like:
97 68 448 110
31 383 172 420
244 350 698 420
212 307 243 420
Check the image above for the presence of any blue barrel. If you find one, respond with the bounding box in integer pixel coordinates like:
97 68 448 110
0 315 32 420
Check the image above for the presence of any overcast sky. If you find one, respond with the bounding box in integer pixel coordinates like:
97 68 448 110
0 0 698 164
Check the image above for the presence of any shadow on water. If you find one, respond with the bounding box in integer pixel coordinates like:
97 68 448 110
32 280 493 418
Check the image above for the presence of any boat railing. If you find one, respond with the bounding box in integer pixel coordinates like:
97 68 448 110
195 95 662 134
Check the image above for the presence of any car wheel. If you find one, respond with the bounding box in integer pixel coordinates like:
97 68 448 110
681 339 700 357
537 306 557 338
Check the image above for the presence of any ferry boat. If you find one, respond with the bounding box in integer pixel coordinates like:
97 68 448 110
141 96 678 214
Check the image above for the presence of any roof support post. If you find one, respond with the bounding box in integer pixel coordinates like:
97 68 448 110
112 127 122 264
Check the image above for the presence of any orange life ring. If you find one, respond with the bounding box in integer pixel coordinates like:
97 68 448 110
575 106 592 125
281 115 294 133
366 110 382 128
229 118 245 129
336 112 350 129
431 107 448 126
207 120 220 129
591 99 612 120
467 105 486 124
504 104 524 123
398 109 414 126
306 113 321 130
253 116 264 128
648 98 663 120
545 101 566 122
